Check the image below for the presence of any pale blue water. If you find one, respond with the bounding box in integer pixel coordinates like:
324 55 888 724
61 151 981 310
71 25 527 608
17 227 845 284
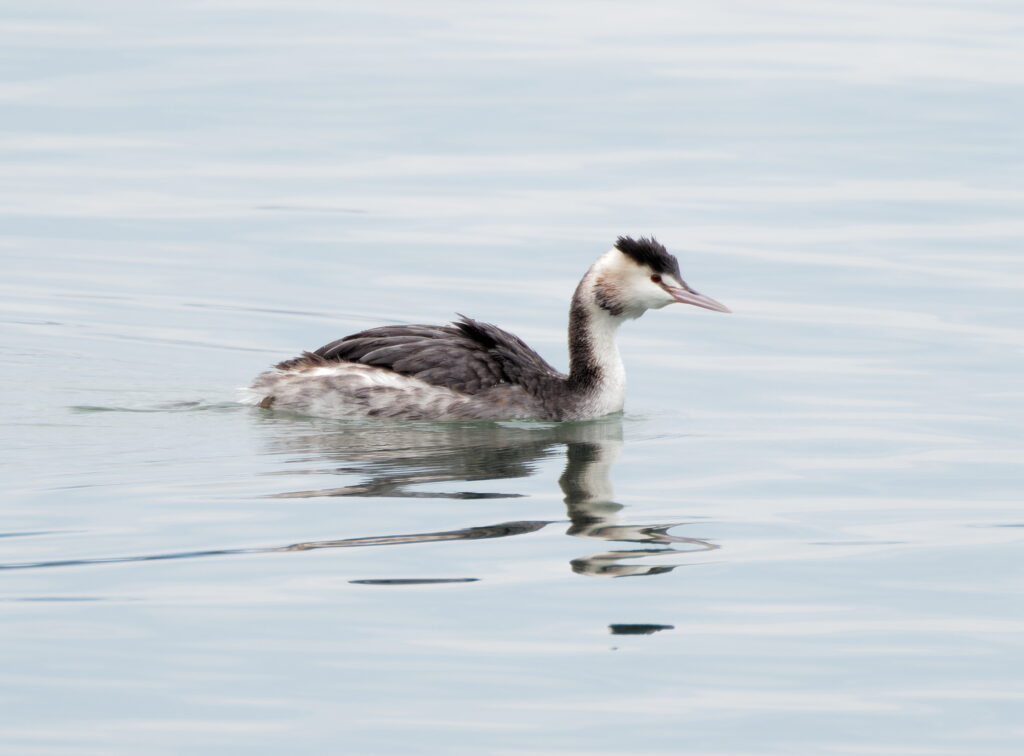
2 2 1023 754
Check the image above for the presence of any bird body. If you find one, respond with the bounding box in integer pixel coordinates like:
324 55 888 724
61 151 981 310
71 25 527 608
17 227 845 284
246 237 729 421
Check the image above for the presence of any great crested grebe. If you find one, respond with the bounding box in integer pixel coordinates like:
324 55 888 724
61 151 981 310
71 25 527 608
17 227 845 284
246 236 729 421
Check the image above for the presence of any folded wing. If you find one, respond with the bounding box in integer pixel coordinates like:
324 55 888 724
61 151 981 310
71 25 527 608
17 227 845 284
277 315 564 396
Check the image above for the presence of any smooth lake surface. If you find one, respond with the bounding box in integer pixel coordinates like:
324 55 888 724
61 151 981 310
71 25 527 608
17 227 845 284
2 2 1023 754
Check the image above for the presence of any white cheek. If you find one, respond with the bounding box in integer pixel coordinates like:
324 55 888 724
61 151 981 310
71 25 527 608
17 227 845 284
623 278 666 308
646 283 676 309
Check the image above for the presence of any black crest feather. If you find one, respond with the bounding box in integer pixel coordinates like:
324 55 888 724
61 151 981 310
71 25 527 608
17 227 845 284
613 236 682 279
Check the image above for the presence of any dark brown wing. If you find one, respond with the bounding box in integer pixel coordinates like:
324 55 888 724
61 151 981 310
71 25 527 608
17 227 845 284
277 315 564 396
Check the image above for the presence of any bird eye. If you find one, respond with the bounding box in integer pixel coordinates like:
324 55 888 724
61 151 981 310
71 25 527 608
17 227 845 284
650 274 662 283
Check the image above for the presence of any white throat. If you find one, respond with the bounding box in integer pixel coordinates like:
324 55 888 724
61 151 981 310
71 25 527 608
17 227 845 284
567 258 631 419
579 303 627 416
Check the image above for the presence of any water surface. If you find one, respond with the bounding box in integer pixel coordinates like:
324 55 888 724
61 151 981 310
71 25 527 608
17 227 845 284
2 2 1023 754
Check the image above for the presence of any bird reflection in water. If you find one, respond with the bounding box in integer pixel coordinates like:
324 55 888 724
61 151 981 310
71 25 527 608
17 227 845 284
0 416 717 577
263 414 718 579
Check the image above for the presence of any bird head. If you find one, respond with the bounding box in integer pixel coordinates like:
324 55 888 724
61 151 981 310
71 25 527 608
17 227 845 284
587 236 730 319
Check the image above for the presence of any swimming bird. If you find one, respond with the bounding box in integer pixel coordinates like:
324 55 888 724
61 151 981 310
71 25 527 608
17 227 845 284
247 236 729 421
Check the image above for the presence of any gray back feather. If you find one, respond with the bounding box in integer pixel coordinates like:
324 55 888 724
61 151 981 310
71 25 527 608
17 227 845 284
280 315 564 396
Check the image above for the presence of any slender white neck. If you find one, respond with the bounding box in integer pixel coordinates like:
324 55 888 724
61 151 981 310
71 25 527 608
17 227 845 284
567 274 628 417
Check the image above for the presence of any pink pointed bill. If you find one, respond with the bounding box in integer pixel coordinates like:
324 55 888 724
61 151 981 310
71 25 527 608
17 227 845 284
667 287 731 313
